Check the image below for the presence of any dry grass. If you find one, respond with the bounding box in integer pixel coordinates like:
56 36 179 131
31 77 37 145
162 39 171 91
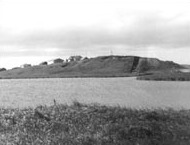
0 101 190 145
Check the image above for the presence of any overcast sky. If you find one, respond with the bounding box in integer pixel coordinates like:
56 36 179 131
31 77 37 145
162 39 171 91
0 0 190 68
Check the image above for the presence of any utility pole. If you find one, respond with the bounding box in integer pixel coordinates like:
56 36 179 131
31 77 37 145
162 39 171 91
110 50 113 56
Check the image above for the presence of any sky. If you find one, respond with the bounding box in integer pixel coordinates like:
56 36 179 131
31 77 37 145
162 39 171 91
0 0 190 69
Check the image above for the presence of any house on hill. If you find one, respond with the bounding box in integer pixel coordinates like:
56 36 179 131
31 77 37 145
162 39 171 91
12 67 21 70
39 61 48 65
68 55 83 62
21 64 31 68
0 68 6 72
53 58 64 64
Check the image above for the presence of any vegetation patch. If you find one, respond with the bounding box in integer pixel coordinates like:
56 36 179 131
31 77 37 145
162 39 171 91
0 101 190 145
137 72 190 81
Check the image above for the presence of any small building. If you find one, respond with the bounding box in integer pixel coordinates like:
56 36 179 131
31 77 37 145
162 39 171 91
12 67 21 70
21 64 31 68
53 58 64 64
68 55 83 62
39 61 48 65
0 68 6 72
83 57 89 60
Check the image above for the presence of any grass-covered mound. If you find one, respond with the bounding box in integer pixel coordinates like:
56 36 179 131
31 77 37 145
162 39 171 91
0 55 183 79
1 102 190 145
137 72 190 81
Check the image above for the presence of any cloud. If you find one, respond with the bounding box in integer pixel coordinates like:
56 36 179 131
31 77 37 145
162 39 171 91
0 13 190 57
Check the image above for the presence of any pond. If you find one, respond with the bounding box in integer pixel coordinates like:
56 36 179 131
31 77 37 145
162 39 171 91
0 77 190 109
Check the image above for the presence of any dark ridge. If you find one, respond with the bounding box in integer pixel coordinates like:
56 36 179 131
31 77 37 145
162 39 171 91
131 56 140 72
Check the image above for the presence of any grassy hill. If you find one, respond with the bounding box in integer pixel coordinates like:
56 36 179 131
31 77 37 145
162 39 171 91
0 55 184 79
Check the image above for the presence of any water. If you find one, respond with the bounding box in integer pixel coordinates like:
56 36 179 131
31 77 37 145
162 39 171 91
0 77 190 109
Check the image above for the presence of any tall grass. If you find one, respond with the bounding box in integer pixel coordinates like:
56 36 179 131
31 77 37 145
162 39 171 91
0 101 190 145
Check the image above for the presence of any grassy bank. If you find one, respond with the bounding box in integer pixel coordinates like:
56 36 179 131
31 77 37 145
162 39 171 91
137 72 190 81
1 102 190 145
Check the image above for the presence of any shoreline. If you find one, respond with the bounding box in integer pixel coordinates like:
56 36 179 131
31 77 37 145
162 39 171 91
0 74 138 80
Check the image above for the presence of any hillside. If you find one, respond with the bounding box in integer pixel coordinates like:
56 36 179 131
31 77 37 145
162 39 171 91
0 55 184 79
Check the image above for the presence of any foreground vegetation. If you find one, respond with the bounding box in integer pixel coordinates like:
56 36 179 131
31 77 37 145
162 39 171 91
0 102 190 145
137 72 190 81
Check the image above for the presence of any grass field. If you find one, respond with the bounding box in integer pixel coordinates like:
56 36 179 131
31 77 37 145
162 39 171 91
1 101 190 145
